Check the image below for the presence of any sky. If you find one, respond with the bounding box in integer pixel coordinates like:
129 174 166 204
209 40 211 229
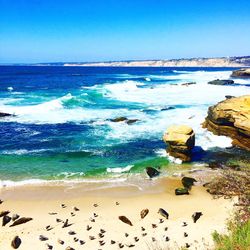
0 0 250 63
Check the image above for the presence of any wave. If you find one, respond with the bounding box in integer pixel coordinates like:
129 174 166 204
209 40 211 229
106 165 134 173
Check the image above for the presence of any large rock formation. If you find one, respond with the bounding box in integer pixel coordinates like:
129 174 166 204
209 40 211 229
163 125 195 162
203 95 250 151
231 68 250 78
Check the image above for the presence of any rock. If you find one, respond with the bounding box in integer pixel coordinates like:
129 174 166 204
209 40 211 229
2 215 11 226
118 216 133 226
225 95 235 99
231 68 250 78
0 210 10 217
192 212 203 223
10 217 33 227
181 82 196 86
181 177 197 190
146 167 160 178
110 117 139 125
161 106 175 111
0 112 12 118
175 187 189 195
11 236 21 249
203 95 250 151
163 125 195 162
208 79 234 85
140 209 149 219
158 208 169 219
12 214 20 221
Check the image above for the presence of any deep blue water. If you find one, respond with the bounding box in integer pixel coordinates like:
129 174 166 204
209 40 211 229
0 66 249 184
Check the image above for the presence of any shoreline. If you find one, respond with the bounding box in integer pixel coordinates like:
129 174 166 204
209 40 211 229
0 176 235 250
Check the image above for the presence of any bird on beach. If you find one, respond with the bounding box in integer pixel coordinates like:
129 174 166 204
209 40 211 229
165 236 170 241
118 243 124 248
90 217 95 222
93 203 98 207
125 233 129 237
152 237 156 242
141 226 145 231
86 225 92 231
182 222 188 227
159 218 164 224
100 229 106 234
68 230 76 235
99 233 104 238
48 212 57 215
99 240 105 246
140 208 149 219
134 237 139 242
116 201 120 205
57 239 64 245
185 243 191 248
79 240 85 245
142 233 147 237
111 240 116 244
61 204 66 208
184 232 188 237
89 236 96 240
62 219 72 228
93 213 98 217
73 237 78 242
164 227 168 231
152 224 157 228
39 235 48 241
126 244 135 247
192 212 203 223
158 208 169 219
73 206 79 211
70 212 75 217
45 225 53 231
45 243 53 249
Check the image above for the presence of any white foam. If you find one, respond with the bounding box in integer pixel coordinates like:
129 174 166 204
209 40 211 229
107 165 134 173
7 86 14 91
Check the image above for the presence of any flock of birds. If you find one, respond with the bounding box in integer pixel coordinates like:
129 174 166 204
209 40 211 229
1 198 203 250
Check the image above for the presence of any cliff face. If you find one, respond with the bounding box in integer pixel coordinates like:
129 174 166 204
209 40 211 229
203 95 250 151
64 56 250 67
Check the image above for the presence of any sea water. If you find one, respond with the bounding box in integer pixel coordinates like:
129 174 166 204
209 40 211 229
0 66 249 186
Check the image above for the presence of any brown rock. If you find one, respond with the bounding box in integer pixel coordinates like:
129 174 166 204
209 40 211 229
203 95 250 151
118 216 133 226
231 68 250 78
11 236 21 249
163 125 195 162
140 209 149 219
10 217 33 227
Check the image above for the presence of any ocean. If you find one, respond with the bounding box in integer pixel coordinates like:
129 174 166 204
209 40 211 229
0 66 249 186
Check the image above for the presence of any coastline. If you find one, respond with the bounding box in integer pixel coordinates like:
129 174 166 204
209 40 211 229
0 177 235 250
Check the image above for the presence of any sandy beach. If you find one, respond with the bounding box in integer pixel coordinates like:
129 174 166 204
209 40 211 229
0 177 235 250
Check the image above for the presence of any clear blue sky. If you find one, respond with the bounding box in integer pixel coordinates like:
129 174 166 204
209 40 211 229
0 0 250 63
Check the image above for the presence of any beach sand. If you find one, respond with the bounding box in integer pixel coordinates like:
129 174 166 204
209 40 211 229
0 178 234 250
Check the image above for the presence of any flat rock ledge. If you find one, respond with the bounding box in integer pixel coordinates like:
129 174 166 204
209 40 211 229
231 68 250 78
163 125 195 162
203 95 250 151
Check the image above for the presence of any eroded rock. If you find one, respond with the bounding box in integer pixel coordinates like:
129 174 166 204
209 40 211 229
163 125 195 162
203 95 250 151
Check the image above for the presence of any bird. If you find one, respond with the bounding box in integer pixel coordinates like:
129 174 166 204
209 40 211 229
125 233 129 237
141 227 145 231
159 218 164 224
90 218 95 223
57 239 64 245
73 237 78 242
99 241 105 246
79 240 85 245
164 227 168 231
93 213 98 217
93 203 98 207
86 225 92 231
71 212 75 217
182 222 188 227
56 218 62 223
142 233 147 237
184 232 188 237
118 243 124 248
73 207 79 211
89 236 96 240
39 235 48 241
192 212 203 223
100 229 106 234
152 224 157 228
140 209 149 219
158 208 169 219
152 237 156 242
68 231 76 235
46 243 53 250
116 202 120 205
99 233 104 238
165 236 170 242
185 243 190 248
45 225 53 231
61 204 66 208
127 244 135 247
134 237 139 242
111 240 116 244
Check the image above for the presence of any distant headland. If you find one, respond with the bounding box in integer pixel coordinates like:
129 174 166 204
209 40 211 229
2 55 250 67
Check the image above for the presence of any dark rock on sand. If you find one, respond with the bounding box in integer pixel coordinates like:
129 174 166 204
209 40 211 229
192 212 203 223
163 125 195 162
225 95 235 99
231 68 250 78
0 210 10 217
2 215 11 226
158 208 169 219
12 214 20 221
181 176 197 190
146 167 160 178
175 187 189 195
11 236 21 249
10 217 33 227
203 95 250 151
118 216 133 226
208 79 234 85
140 209 149 219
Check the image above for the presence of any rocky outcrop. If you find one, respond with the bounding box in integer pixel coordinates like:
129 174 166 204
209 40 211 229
203 95 250 151
231 68 250 78
0 112 12 117
110 117 139 125
163 125 195 162
208 79 234 85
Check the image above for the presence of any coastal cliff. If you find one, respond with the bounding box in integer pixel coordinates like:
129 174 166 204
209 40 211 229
63 56 250 67
203 95 250 151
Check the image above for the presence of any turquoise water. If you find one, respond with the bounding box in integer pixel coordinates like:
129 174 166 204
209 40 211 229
0 66 249 185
